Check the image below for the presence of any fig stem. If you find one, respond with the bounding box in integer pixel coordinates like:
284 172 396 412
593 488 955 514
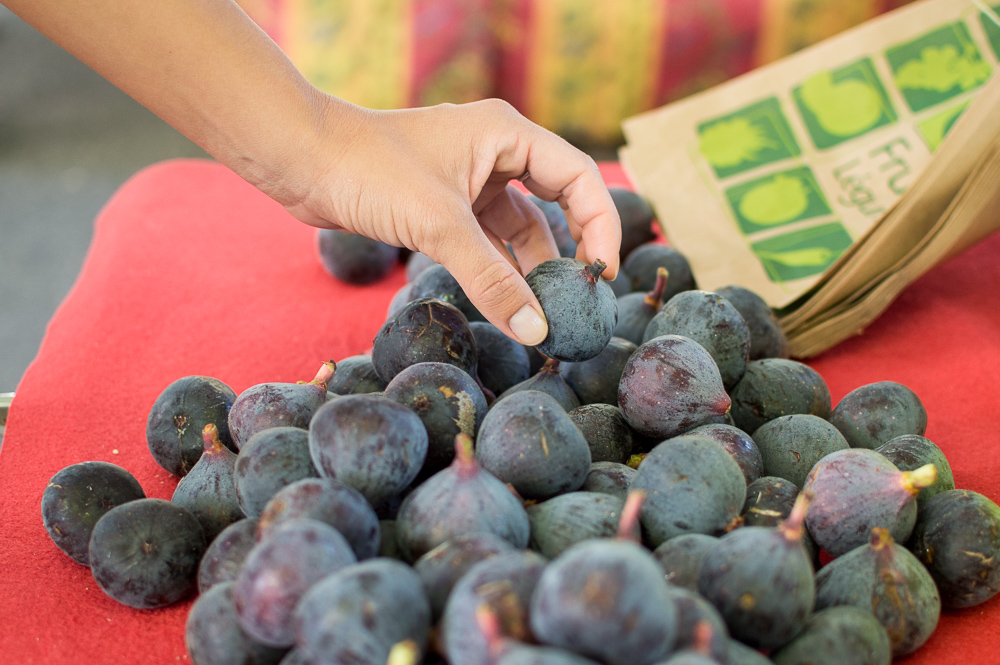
626 453 645 470
900 464 938 495
201 423 224 454
617 490 646 543
644 267 670 308
540 357 561 373
453 434 478 478
869 527 894 551
779 489 813 542
386 639 421 665
309 360 337 390
474 603 505 660
584 259 608 283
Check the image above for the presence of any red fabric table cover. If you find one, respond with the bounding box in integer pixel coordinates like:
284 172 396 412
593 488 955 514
1 159 998 664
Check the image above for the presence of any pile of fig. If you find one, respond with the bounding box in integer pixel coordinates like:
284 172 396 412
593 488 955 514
42 190 1000 665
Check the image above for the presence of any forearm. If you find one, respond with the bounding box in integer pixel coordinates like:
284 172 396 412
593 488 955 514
4 0 352 205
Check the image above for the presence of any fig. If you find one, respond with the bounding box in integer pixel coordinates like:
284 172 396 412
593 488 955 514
770 606 891 665
470 321 531 396
405 251 438 282
372 297 478 383
308 394 428 507
568 404 634 464
317 228 398 285
685 423 763 485
526 491 626 558
715 285 790 360
387 283 414 319
610 187 657 263
580 461 636 499
741 476 820 567
622 242 696 297
632 435 746 546
234 426 318 518
651 533 718 592
409 264 485 323
185 581 288 665
529 195 579 259
751 414 849 488
41 461 145 566
876 434 955 507
814 528 940 657
643 290 751 389
394 434 530 562
172 424 245 542
618 335 731 441
326 355 386 396
561 336 637 406
229 362 334 450
829 381 927 450
198 518 259 594
697 492 815 649
909 489 1000 608
729 358 831 435
525 258 618 363
413 533 515 620
803 448 936 557
664 586 731 663
477 604 602 665
614 267 669 345
497 357 581 412
146 375 238 476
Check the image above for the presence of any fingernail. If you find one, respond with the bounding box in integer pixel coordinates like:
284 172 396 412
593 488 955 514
509 305 548 346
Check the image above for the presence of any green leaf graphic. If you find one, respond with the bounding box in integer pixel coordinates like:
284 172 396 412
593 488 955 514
698 117 779 168
894 44 992 93
798 72 884 137
755 247 836 267
738 175 810 226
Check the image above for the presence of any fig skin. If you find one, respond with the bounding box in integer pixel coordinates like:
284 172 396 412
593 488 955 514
317 228 398 285
529 195 579 258
741 476 820 567
651 533 719 592
751 414 849 488
908 489 1000 608
525 258 618 363
814 528 940 658
172 424 246 542
476 390 591 501
233 426 318 518
470 321 532 396
185 581 288 665
618 335 731 441
326 355 386 396
372 297 478 384
829 381 927 450
610 187 657 263
803 448 936 557
622 242 696 297
146 375 238 476
581 461 636 499
770 606 891 665
876 434 955 508
413 533 516 620
643 290 751 390
409 264 485 323
685 423 763 486
41 461 146 566
497 358 581 412
614 267 669 345
197 518 259 594
632 435 746 547
561 336 637 406
527 491 626 559
715 285 790 360
568 404 634 464
729 358 831 435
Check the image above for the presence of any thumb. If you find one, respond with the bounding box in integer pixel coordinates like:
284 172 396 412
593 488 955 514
431 213 549 347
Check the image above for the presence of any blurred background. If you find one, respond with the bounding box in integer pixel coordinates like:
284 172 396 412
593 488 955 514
0 0 915 401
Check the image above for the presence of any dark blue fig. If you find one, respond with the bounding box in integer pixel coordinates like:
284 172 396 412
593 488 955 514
814 528 940 658
610 187 657 263
568 404 634 464
326 355 386 396
527 491 626 558
172 424 245 542
406 251 439 282
41 461 145 566
664 586 731 663
309 394 428 507
771 606 891 665
697 493 815 650
395 435 530 562
317 228 398 285
292 558 431 665
525 258 618 363
529 195 579 259
234 427 318 518
476 390 591 500
741 476 819 567
410 264 485 323
803 449 936 557
561 336 637 406
651 533 718 592
909 489 1000 608
622 242 696 297
497 357 581 412
829 381 927 450
387 283 414 319
876 435 955 508
685 423 763 485
581 461 636 499
233 518 357 648
729 359 831 435
529 493 678 665
476 604 602 665
618 335 730 440
198 518 259 594
372 297 478 383
89 498 207 609
752 414 849 488
643 290 751 390
384 361 488 476
413 532 516 620
471 321 532 396
725 641 773 665
525 344 549 375
632 435 746 546
614 267 669 345
229 363 335 450
604 270 633 298
442 550 549 665
146 375 238 476
185 581 288 665
715 285 789 360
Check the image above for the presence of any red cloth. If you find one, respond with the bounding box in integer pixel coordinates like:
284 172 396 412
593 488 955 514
0 159 998 664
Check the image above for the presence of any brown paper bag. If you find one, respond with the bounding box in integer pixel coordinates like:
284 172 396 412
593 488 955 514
620 0 1000 356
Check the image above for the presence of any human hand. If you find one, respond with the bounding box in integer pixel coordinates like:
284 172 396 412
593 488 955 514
277 98 623 347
